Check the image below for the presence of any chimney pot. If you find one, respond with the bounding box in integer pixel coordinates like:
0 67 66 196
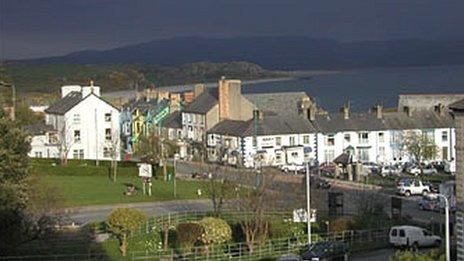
340 105 349 120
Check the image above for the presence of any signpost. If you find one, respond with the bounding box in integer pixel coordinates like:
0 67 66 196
138 163 153 196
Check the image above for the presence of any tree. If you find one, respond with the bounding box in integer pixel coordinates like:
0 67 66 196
0 112 31 254
106 208 147 256
201 164 236 216
14 102 43 127
198 217 232 245
403 131 438 173
106 129 121 182
233 169 277 253
136 132 178 179
57 119 75 165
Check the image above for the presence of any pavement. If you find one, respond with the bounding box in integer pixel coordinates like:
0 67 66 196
64 199 212 225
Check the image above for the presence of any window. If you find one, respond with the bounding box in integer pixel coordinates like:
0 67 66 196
324 149 335 162
391 229 397 237
326 134 335 146
399 230 405 237
358 148 370 162
34 152 42 158
103 147 111 157
105 113 112 122
275 137 282 146
442 131 448 142
73 114 81 124
442 147 449 160
252 137 257 147
303 135 310 144
291 152 298 158
105 128 112 141
379 146 386 158
344 134 351 143
48 133 58 144
74 130 81 142
289 136 295 146
359 132 369 144
378 132 385 143
73 149 84 159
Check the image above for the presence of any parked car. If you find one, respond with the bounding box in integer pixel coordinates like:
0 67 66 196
389 226 441 249
397 179 430 197
300 242 350 261
311 176 331 189
281 164 305 173
380 165 401 177
407 165 438 176
319 162 336 176
362 162 380 174
277 254 301 261
419 196 440 211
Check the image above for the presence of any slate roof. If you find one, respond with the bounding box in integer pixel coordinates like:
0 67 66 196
313 113 386 133
183 88 218 114
163 111 182 129
208 115 316 137
23 122 55 135
449 99 464 112
44 92 83 115
314 110 454 133
244 92 308 116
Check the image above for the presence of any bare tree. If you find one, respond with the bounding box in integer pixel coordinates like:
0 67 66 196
106 129 121 182
57 119 75 165
201 164 236 216
403 131 438 173
233 169 278 253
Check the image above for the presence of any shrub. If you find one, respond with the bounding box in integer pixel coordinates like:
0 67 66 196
389 249 445 261
176 222 204 250
269 220 305 239
106 208 147 256
198 217 232 245
329 217 356 232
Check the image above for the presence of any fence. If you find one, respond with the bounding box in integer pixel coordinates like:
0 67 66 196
130 228 390 260
0 253 107 261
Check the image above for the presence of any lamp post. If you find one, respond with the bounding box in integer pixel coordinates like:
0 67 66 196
173 153 179 198
0 81 15 121
306 162 311 245
436 194 450 261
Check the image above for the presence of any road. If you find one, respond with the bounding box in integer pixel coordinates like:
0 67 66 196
65 199 212 225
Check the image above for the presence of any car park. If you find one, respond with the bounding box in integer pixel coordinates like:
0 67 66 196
389 226 441 249
407 164 438 176
300 242 350 261
397 179 430 197
281 164 306 173
380 165 401 177
362 162 380 174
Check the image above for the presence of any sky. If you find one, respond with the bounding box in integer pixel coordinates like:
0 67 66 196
1 0 464 59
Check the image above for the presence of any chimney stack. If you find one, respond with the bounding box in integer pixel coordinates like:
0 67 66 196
308 104 317 122
219 78 242 120
435 103 445 116
373 105 383 119
194 84 205 98
403 106 413 117
340 105 350 120
253 109 264 120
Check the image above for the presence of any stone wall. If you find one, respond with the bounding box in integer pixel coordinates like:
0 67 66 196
398 94 464 111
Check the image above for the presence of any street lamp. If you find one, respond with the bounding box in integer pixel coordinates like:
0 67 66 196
436 194 450 261
306 162 311 245
0 81 15 121
173 153 180 198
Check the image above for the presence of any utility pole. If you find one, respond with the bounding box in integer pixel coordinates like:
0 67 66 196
437 194 450 261
306 163 311 246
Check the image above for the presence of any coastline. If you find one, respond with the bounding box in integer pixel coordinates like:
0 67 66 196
103 70 339 99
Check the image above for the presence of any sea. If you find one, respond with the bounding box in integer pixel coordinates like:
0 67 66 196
242 65 464 112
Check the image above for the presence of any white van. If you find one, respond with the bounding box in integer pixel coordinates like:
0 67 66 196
389 226 441 248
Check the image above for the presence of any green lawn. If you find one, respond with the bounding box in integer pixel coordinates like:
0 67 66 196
31 159 206 207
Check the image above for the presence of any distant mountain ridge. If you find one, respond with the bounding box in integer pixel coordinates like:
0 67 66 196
13 36 464 70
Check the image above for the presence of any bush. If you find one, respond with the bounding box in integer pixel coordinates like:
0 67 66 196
177 222 204 250
389 249 445 261
269 220 306 239
329 217 356 232
198 217 232 245
106 208 147 256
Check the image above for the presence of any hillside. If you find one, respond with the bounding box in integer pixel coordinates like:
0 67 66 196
4 61 286 94
15 36 464 70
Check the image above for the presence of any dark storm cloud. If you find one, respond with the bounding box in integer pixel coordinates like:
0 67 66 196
1 0 464 59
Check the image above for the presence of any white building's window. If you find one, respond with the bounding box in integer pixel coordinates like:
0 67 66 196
289 136 296 146
48 133 58 144
103 147 111 157
442 146 449 160
73 114 81 124
344 134 351 143
34 152 42 158
359 132 369 144
324 149 335 162
378 132 385 143
105 128 112 141
73 149 84 159
74 130 81 142
326 134 335 146
303 135 310 144
275 137 282 146
105 113 112 122
379 146 386 159
358 148 369 162
442 131 448 142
